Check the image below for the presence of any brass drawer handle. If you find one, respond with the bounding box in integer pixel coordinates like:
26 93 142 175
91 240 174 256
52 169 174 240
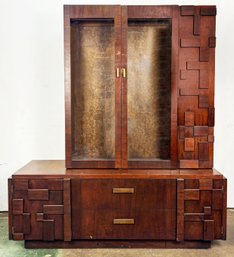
113 218 135 225
112 188 134 194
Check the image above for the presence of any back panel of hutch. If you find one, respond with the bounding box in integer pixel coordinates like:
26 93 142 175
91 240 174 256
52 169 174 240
8 5 227 249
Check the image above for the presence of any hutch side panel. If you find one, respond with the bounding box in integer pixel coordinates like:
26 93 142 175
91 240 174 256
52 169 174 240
178 6 216 169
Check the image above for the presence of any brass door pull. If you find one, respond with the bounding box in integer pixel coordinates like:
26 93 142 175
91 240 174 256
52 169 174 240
116 68 120 78
113 218 135 225
122 68 126 78
113 188 134 194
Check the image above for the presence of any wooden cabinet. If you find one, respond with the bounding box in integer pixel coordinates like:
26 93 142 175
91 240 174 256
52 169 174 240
8 5 227 249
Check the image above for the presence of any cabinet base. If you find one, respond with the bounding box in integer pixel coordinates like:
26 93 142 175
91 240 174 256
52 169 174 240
25 240 211 249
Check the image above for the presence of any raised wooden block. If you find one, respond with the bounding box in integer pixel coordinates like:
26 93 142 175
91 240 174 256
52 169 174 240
43 220 54 241
23 213 31 234
28 189 49 200
212 190 223 210
185 112 195 126
179 126 185 139
203 206 212 215
14 180 28 191
184 213 204 222
185 127 194 137
181 6 194 16
209 37 216 48
200 48 209 62
208 108 215 126
180 38 200 48
200 7 217 16
199 179 213 190
13 199 23 215
194 126 209 136
200 70 209 89
184 189 199 200
43 205 64 215
204 220 214 241
185 138 195 152
199 143 209 161
180 160 199 169
199 95 209 108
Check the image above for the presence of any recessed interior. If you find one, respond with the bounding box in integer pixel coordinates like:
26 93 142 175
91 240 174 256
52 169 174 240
70 20 115 160
127 19 172 160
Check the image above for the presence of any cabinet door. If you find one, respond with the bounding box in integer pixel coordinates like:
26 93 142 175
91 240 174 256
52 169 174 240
64 6 122 168
120 6 179 169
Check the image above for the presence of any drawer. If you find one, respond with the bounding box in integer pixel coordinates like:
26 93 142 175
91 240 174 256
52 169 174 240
72 179 176 240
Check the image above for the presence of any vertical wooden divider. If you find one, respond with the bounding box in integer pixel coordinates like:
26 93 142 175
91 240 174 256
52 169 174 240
63 178 72 241
177 178 184 241
121 6 128 169
115 6 122 168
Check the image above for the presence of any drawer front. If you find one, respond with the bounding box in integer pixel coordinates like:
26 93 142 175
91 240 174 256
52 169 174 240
72 179 176 240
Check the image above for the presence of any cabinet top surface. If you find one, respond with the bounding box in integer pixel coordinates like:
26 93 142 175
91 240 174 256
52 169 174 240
12 160 224 179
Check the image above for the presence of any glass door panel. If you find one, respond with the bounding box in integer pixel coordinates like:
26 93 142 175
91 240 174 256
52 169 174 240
127 19 172 161
70 20 115 161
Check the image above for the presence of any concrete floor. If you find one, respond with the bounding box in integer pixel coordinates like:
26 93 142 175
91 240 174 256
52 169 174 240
0 210 233 257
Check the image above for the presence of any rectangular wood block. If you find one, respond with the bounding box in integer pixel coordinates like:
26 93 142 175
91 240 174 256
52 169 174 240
184 213 204 222
179 126 185 139
14 180 28 191
13 199 23 215
212 190 223 210
209 37 216 48
43 205 64 215
203 206 212 215
194 126 209 136
199 179 213 190
193 14 200 35
180 160 199 169
37 213 44 221
208 108 215 126
185 127 194 137
184 189 200 200
200 7 217 16
184 138 195 152
43 220 54 241
199 143 209 161
200 48 209 62
200 70 209 88
204 220 214 241
29 179 63 190
208 135 214 142
185 112 195 126
177 179 184 242
181 6 195 15
180 38 200 48
199 95 209 108
28 189 49 200
23 213 31 234
184 221 203 240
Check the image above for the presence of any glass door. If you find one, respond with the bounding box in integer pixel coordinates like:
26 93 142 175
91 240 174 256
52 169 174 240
64 6 122 168
122 6 178 169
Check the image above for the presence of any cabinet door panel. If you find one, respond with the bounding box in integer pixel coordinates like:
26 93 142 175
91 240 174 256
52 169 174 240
64 5 122 168
123 6 178 168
